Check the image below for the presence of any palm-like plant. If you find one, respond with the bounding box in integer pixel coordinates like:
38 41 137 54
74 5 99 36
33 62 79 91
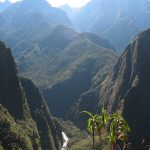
82 109 130 149
97 106 107 140
82 111 100 148
101 106 107 126
82 107 108 147
107 112 130 150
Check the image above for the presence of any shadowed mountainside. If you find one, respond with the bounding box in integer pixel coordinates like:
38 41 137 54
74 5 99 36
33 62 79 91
99 29 150 149
21 77 60 150
0 41 61 150
0 41 28 120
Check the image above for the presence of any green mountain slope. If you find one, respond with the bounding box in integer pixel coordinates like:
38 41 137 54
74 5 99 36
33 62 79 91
43 38 118 125
0 104 41 149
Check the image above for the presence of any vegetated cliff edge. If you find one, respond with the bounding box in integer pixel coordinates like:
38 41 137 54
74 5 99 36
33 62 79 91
99 29 150 149
0 41 60 150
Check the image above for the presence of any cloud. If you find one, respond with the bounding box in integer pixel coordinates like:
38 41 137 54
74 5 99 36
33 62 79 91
48 0 91 8
0 0 18 2
0 0 91 8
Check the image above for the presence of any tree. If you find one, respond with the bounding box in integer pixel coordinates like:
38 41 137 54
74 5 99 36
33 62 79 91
82 109 130 150
81 111 100 148
96 106 107 140
107 112 130 150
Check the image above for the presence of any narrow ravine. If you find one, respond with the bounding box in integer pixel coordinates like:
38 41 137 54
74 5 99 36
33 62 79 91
61 132 69 150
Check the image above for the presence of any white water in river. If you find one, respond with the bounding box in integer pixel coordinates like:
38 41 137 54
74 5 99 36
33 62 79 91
61 132 69 150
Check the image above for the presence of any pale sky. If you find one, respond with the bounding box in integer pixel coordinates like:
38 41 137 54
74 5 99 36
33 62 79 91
0 0 91 8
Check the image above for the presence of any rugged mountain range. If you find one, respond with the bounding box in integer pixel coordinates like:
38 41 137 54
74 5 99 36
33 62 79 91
68 0 150 51
0 41 60 149
0 0 118 124
0 0 71 27
15 21 117 124
99 29 150 149
0 0 150 149
0 0 71 56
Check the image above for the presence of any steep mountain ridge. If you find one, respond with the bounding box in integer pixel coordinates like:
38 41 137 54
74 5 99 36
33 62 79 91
0 41 29 120
0 41 41 149
21 77 60 150
99 29 150 149
0 41 61 149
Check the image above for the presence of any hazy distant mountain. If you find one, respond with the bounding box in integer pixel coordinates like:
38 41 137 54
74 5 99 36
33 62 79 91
0 0 71 31
99 28 150 149
0 0 12 12
0 0 72 58
68 0 150 51
102 11 139 51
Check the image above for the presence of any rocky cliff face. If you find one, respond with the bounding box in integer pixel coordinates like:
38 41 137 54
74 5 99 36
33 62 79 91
0 41 60 149
99 29 150 149
21 78 60 150
0 41 29 120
